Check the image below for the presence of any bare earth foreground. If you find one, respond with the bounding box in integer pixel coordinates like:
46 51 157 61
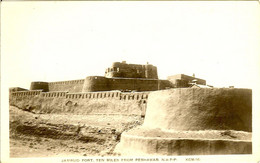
9 106 143 157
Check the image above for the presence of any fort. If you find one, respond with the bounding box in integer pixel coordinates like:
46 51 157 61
25 61 208 93
9 61 252 156
9 61 211 117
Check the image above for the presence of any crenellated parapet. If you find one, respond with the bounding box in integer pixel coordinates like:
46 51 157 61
41 91 68 98
10 90 150 102
11 90 42 97
10 90 150 116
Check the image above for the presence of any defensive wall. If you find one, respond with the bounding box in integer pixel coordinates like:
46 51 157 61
29 77 173 93
10 90 149 116
11 90 149 101
30 79 85 93
82 76 173 92
11 90 43 96
48 79 85 92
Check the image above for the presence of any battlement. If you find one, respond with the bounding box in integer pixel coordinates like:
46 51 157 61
11 90 42 97
10 89 149 116
11 90 150 102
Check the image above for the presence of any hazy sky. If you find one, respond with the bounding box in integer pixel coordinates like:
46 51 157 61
2 2 260 89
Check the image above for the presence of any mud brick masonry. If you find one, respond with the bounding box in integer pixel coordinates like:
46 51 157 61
9 61 252 155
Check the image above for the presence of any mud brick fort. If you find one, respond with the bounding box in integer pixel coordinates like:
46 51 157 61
9 61 252 156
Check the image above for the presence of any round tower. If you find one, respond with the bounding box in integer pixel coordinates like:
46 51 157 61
145 64 158 79
30 81 49 92
144 88 252 131
115 88 252 156
82 76 109 92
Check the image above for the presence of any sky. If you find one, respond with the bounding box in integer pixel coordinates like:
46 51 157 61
2 1 260 89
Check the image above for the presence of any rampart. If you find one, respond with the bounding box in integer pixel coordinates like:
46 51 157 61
11 90 149 101
82 76 173 92
28 77 173 93
10 90 149 116
11 90 42 97
48 79 85 92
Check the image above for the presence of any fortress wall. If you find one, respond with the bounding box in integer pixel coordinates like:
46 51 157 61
158 80 175 90
108 78 136 91
41 92 68 98
81 74 176 92
10 90 150 101
11 90 42 97
120 92 149 101
82 77 172 92
108 78 172 92
48 79 85 93
38 91 150 101
10 90 149 116
11 90 149 104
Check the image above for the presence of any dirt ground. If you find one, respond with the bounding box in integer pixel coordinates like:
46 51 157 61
126 126 252 140
9 106 144 157
10 135 103 157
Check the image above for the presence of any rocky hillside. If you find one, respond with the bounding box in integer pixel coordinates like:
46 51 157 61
9 106 144 157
